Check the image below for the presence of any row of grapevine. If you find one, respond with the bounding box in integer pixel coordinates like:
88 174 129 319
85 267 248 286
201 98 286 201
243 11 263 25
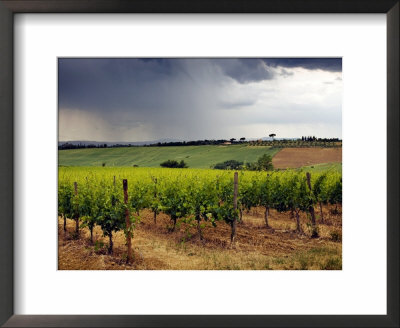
58 167 342 262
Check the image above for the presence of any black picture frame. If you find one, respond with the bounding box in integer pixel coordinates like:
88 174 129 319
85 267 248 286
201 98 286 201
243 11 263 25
0 1 398 327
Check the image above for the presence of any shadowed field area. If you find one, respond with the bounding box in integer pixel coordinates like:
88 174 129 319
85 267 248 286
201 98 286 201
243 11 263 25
58 205 342 270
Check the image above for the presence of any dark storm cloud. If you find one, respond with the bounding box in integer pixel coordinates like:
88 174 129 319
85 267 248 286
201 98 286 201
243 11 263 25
58 58 276 118
58 58 275 113
214 59 274 84
58 58 179 112
58 58 341 114
263 58 342 72
58 58 342 141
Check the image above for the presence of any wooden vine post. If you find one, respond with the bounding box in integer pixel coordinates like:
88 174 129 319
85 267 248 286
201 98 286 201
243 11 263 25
231 172 238 244
306 172 319 238
123 179 132 263
153 178 157 224
63 214 67 234
73 182 79 237
113 175 116 187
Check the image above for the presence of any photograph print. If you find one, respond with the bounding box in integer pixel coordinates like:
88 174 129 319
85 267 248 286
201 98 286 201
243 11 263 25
58 58 342 270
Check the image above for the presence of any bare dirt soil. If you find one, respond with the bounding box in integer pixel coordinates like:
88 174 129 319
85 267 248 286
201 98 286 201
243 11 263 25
272 147 342 169
58 205 342 270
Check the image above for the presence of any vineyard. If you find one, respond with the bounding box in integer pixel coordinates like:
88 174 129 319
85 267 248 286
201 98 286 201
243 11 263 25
58 167 342 270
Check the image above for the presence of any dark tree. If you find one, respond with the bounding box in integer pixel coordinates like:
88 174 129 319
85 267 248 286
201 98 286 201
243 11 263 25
160 160 188 168
257 154 274 171
178 160 188 168
213 160 243 170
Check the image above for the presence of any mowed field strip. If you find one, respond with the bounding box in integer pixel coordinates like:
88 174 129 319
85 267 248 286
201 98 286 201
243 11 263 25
59 145 342 169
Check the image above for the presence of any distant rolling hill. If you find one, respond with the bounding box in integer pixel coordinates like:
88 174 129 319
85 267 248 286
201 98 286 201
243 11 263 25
58 144 280 169
58 138 181 147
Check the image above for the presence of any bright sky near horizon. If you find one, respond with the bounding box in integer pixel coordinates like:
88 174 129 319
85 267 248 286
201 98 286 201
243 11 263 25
58 58 342 142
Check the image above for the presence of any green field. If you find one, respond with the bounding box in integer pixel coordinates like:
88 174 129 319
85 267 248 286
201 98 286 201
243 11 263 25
58 145 280 169
298 162 342 173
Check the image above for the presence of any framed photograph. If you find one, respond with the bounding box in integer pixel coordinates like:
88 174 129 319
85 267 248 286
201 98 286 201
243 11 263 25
57 56 344 271
0 0 398 327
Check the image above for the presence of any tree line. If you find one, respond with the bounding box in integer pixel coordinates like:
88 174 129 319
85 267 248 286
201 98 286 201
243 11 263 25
59 136 342 150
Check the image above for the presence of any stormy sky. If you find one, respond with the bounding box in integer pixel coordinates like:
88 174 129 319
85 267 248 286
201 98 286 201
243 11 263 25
58 58 342 142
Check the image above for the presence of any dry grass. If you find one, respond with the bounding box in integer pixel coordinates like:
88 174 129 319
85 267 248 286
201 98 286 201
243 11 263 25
272 147 342 169
58 205 342 270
